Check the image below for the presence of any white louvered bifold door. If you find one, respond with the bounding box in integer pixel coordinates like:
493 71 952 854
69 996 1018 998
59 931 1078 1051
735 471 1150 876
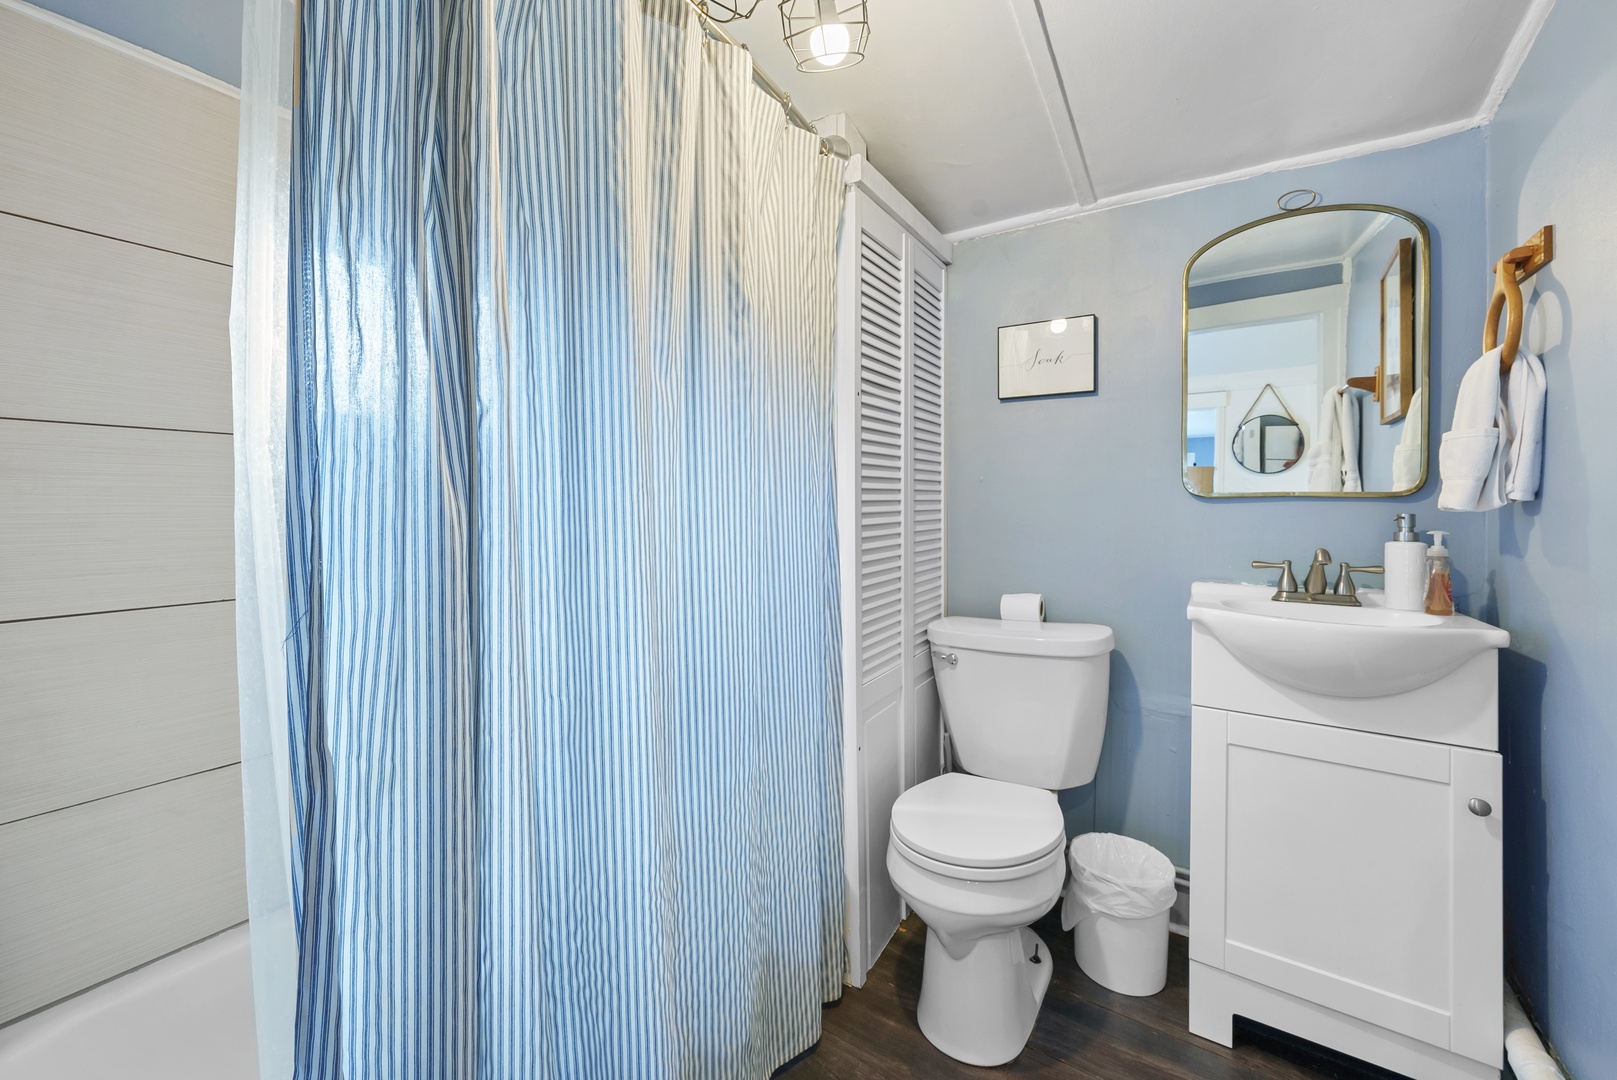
904 247 946 793
856 227 906 687
840 191 907 983
836 188 947 986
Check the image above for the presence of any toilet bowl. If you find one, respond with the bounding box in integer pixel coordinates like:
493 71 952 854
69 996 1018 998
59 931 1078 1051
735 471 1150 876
890 615 1113 1066
887 773 1067 1066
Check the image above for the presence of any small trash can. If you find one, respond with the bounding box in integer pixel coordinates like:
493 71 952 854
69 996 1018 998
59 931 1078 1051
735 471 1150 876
1061 833 1177 996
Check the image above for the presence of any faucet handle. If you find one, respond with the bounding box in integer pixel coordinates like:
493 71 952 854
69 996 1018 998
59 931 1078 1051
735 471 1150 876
1252 559 1298 597
1333 562 1384 597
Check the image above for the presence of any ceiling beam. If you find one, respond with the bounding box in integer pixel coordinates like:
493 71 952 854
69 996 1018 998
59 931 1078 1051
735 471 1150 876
1006 0 1096 207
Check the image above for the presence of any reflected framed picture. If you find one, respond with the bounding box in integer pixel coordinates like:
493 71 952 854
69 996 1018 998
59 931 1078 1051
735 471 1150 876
997 314 1096 400
1379 238 1415 424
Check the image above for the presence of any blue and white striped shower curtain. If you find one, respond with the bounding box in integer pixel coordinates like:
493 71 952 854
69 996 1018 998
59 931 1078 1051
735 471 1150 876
282 2 844 1076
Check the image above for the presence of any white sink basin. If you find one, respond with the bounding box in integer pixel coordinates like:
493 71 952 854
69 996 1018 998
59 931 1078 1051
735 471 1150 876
1187 582 1509 698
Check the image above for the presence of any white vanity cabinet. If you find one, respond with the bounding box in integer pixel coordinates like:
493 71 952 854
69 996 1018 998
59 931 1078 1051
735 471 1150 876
1187 582 1505 1080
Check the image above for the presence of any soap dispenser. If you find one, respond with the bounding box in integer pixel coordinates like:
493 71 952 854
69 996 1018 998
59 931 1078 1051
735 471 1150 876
1384 513 1428 611
1424 531 1455 616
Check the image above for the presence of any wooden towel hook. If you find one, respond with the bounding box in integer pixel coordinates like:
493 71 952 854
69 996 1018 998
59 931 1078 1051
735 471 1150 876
1485 226 1554 375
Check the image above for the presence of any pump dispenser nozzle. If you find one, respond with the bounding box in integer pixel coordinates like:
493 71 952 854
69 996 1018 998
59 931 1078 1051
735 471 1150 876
1394 513 1419 542
1428 530 1450 555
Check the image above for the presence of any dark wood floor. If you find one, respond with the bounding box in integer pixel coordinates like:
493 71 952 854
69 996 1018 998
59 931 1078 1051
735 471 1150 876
784 909 1411 1080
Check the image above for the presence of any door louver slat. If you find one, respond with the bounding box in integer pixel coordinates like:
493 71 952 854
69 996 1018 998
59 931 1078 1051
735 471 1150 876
859 229 905 681
909 270 945 645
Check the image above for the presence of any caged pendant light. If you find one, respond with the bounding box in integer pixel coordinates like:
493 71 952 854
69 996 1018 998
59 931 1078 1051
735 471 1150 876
780 0 869 71
697 0 761 21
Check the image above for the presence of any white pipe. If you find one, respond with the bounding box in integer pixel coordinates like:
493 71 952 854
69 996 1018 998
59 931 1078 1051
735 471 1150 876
1504 984 1566 1080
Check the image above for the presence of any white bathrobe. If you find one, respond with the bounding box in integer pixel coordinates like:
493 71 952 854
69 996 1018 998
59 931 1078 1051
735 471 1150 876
1307 386 1362 492
1438 346 1546 511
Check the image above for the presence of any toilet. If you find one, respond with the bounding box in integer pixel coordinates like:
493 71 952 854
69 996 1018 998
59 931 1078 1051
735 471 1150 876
887 615 1113 1066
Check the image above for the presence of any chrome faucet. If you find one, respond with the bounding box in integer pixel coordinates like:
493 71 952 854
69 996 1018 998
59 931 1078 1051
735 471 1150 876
1252 549 1383 606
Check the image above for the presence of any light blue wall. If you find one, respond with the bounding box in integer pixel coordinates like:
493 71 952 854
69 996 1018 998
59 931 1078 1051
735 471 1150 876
26 0 243 85
945 132 1491 865
1486 1 1617 1075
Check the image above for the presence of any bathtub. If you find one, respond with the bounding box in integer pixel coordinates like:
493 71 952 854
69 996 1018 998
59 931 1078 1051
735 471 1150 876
0 925 259 1079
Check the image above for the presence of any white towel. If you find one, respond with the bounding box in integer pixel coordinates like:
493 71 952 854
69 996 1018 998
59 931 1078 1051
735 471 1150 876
1438 347 1546 511
1504 351 1546 502
1392 386 1426 490
1438 350 1508 511
1307 386 1362 492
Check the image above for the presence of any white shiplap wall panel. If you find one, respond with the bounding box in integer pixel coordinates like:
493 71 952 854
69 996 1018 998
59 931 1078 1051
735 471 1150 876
0 3 246 1024
0 603 239 824
0 420 233 621
0 766 248 1024
0 4 237 264
0 213 233 432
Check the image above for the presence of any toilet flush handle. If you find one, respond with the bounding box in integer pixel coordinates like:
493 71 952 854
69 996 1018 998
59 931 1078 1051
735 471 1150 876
931 649 957 668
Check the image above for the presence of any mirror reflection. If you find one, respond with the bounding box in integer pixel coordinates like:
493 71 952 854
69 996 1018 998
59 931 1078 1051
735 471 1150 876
1233 414 1303 474
1182 206 1428 497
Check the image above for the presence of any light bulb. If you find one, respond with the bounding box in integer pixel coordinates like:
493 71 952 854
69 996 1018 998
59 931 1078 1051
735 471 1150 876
1049 318 1068 334
808 19 851 67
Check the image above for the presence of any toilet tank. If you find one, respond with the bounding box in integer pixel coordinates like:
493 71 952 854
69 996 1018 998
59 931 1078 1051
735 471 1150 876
927 616 1113 790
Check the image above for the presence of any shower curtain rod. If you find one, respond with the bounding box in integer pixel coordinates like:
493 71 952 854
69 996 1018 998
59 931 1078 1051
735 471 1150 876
685 1 833 152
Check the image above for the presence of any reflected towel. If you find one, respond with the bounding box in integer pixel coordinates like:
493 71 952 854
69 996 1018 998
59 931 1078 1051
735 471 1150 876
1307 386 1362 492
1392 386 1426 490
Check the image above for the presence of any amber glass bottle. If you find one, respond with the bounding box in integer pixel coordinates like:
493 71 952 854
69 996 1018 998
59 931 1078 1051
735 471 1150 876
1424 530 1454 616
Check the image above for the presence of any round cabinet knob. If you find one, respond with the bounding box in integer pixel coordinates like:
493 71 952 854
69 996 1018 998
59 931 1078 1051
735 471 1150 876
1468 798 1493 817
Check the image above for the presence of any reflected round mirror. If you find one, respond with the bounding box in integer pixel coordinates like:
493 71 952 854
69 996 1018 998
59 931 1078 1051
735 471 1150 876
1232 414 1304 474
1181 204 1430 498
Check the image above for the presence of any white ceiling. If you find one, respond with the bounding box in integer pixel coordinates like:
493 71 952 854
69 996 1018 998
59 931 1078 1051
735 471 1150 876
722 0 1556 240
1188 211 1396 284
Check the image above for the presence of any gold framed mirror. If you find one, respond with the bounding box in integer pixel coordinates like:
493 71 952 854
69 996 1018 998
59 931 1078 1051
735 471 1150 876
1181 204 1431 498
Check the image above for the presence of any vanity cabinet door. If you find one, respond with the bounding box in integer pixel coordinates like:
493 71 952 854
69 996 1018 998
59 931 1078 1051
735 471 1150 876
1190 708 1502 1065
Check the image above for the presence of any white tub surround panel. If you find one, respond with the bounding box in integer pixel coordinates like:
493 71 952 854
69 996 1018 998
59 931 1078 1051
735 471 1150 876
0 0 243 1027
0 421 233 621
0 214 232 432
0 603 239 823
0 766 248 1023
0 2 236 263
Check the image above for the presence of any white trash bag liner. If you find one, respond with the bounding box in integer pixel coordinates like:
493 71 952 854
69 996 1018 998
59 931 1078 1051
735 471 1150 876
1061 832 1176 929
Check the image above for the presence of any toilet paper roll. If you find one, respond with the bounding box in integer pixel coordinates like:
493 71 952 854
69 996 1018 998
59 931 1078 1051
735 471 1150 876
999 593 1045 622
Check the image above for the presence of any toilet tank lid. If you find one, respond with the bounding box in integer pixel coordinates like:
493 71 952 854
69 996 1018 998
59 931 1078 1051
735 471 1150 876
927 615 1114 657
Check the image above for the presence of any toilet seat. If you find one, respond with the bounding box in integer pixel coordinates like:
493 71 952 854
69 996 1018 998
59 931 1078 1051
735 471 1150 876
890 773 1065 879
890 832 1064 882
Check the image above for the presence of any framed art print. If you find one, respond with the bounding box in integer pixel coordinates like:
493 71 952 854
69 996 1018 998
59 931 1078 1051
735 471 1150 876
998 315 1096 400
1379 237 1415 424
